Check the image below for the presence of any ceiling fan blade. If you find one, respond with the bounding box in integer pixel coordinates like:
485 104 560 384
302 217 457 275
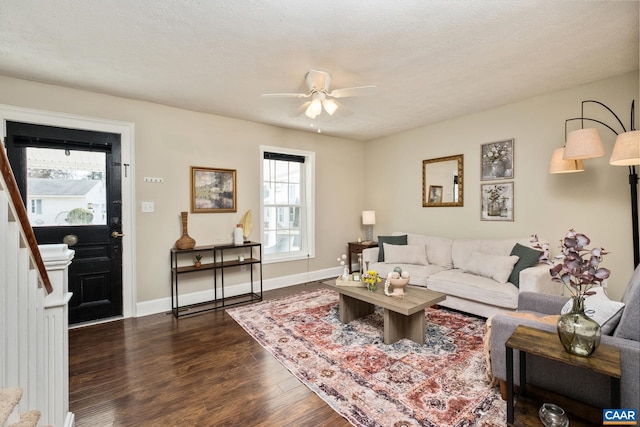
333 99 353 117
328 85 377 98
261 92 310 98
289 101 311 117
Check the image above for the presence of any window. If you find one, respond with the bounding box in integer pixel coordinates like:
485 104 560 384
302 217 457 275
25 147 106 226
261 146 315 263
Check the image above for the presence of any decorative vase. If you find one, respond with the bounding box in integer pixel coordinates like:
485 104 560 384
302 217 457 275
175 211 196 250
342 267 349 281
234 224 244 245
491 160 506 177
556 296 602 357
487 199 502 216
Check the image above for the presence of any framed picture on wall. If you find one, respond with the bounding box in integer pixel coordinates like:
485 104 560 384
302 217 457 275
481 182 514 221
428 185 443 204
191 166 237 213
481 139 514 180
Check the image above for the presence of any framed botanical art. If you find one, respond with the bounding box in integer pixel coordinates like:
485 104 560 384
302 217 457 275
481 182 514 221
191 166 237 213
481 139 514 181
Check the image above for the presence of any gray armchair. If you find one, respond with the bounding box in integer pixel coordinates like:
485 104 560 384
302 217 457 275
489 266 640 410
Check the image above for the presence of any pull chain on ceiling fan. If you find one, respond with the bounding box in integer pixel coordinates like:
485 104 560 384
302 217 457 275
262 70 376 119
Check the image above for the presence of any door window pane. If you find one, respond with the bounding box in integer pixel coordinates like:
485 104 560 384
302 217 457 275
26 147 107 226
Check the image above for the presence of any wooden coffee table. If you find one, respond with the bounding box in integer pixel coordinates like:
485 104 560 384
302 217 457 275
324 280 446 345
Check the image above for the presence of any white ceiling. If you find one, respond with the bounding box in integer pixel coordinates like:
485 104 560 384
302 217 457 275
0 1 638 141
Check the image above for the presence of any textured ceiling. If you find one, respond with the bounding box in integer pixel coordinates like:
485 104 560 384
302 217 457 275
0 1 638 141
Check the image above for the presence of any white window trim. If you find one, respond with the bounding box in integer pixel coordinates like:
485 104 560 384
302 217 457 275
260 145 315 264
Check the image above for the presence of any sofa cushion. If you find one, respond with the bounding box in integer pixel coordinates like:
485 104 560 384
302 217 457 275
465 252 519 284
508 243 542 288
383 243 428 265
561 287 625 335
377 235 407 262
428 269 519 309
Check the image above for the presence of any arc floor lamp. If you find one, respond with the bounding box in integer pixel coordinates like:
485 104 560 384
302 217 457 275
550 100 639 268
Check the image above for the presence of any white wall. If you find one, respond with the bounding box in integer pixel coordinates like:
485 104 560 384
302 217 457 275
365 71 639 300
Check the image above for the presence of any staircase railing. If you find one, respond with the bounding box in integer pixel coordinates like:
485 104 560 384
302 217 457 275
0 144 52 294
1 142 70 426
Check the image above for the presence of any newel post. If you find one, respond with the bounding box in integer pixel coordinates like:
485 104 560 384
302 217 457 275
39 243 75 427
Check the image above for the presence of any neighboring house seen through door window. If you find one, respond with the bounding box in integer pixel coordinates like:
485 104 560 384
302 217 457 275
26 147 107 226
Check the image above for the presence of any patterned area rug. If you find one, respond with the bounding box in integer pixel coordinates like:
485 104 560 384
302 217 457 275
226 288 506 427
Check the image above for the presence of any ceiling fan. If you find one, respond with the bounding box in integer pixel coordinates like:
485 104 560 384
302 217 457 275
262 70 376 119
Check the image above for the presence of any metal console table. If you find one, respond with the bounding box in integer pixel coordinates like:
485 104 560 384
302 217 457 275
170 241 262 318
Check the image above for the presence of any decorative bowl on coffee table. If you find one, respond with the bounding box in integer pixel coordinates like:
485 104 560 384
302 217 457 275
389 277 409 297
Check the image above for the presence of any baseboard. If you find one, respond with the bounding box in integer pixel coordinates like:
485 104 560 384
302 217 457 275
135 266 340 318
64 411 75 427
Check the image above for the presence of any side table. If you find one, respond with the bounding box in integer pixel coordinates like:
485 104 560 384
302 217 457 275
347 241 378 273
505 325 621 426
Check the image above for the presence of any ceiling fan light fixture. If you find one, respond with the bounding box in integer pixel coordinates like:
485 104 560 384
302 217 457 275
305 97 322 119
322 98 338 115
304 107 317 119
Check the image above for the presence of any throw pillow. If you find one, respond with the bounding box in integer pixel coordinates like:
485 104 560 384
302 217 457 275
561 286 625 335
465 252 519 284
383 243 428 265
508 243 542 287
377 235 407 262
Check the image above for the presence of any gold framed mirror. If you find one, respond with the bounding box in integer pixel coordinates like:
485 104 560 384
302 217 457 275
422 154 463 207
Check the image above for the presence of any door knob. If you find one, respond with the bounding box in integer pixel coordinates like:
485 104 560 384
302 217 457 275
111 231 125 238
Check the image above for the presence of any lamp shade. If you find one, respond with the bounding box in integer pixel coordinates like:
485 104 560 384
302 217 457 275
609 130 640 166
563 128 605 160
549 147 584 173
362 210 376 225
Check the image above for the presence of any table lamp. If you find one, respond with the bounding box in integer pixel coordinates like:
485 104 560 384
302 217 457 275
362 210 375 243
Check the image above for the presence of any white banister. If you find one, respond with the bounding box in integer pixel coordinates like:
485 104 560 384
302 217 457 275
40 244 75 427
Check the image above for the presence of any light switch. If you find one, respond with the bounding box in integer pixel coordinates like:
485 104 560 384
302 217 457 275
141 201 155 213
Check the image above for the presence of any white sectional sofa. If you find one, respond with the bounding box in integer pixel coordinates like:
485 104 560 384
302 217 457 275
361 232 560 318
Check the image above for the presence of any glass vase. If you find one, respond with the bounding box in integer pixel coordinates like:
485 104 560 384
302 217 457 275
556 296 601 357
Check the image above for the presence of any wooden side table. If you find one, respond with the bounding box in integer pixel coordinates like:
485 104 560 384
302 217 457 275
347 241 378 273
505 325 621 426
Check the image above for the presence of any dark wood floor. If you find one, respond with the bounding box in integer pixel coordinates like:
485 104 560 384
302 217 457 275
69 281 351 427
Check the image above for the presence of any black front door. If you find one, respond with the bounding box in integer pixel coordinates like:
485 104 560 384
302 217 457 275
5 121 123 324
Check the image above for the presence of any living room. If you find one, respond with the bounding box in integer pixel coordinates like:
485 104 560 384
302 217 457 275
1 1 639 425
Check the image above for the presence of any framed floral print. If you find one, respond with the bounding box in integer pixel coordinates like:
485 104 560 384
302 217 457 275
481 139 514 180
191 166 237 213
481 182 514 221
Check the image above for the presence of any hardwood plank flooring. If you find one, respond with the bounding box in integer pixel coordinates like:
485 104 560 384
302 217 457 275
69 281 351 427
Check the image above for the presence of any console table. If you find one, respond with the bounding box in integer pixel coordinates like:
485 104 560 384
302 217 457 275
170 241 262 318
505 325 621 426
